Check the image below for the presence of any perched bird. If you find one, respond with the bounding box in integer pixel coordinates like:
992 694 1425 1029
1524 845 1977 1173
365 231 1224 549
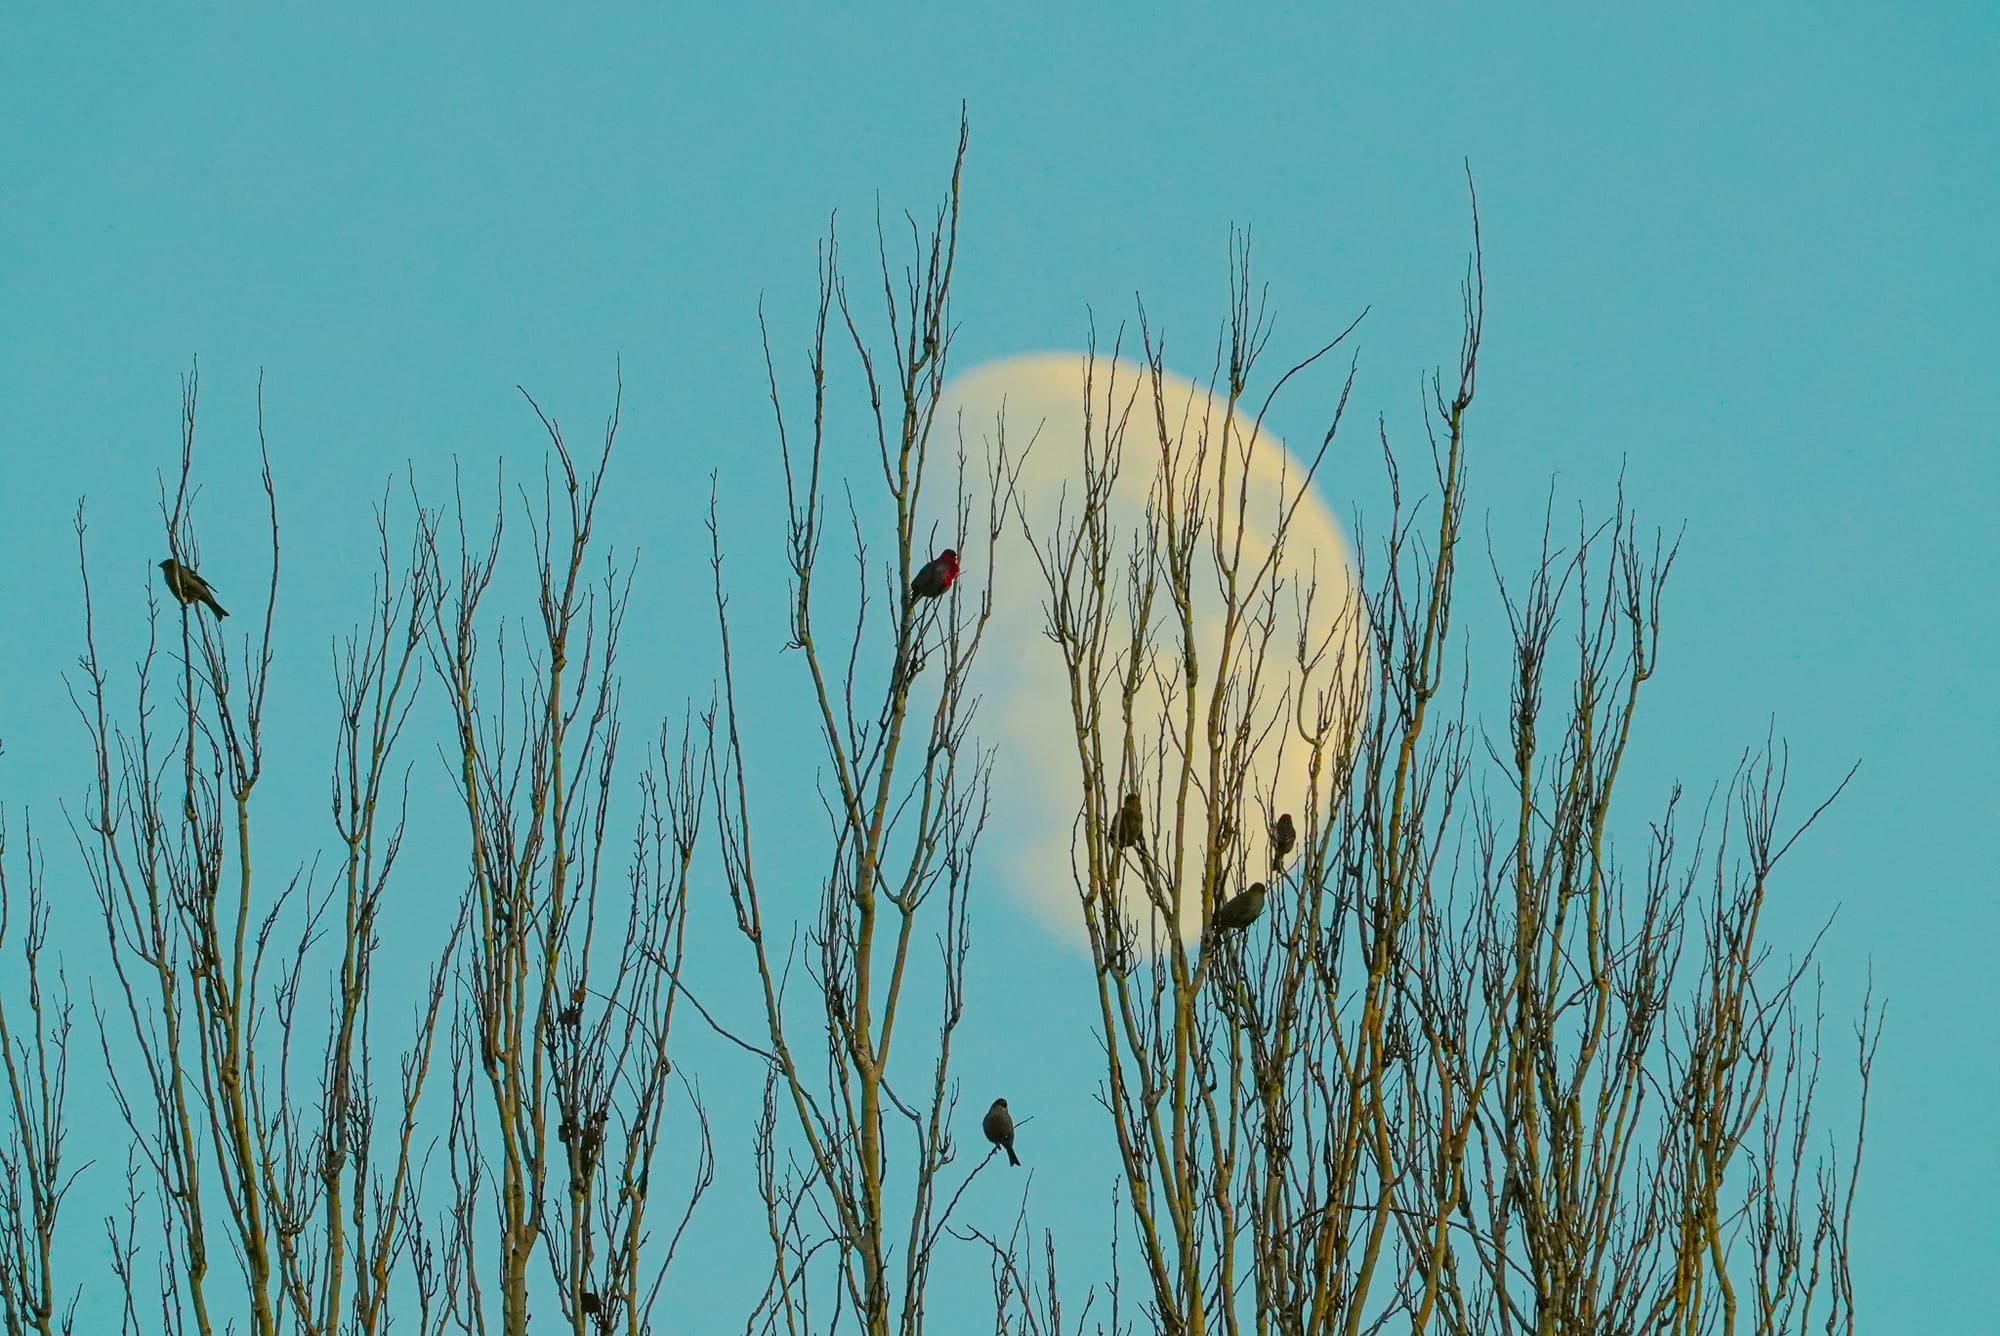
982 1097 1020 1167
1212 882 1267 934
158 558 228 619
1110 793 1145 851
910 549 961 600
1270 813 1296 870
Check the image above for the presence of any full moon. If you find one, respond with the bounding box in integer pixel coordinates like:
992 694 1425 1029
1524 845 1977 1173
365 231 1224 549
940 353 1367 946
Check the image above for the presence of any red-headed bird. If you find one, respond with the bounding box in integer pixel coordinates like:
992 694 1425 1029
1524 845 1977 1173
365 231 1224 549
910 549 960 600
159 558 228 619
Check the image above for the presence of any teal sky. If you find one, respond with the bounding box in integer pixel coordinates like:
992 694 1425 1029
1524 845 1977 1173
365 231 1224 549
3 4 1996 1328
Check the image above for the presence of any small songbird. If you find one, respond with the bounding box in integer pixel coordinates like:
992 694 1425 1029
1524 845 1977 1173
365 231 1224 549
1212 881 1267 934
982 1097 1020 1167
158 558 228 619
1110 792 1145 850
910 549 960 600
1270 813 1296 870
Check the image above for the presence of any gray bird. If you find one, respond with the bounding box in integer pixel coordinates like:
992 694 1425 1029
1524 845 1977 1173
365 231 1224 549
159 558 228 619
1270 813 1296 870
1110 793 1145 851
983 1097 1020 1167
1212 881 1267 934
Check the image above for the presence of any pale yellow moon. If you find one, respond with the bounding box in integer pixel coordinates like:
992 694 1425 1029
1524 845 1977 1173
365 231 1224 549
941 353 1367 946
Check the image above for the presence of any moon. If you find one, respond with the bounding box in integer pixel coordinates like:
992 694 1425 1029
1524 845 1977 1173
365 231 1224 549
940 353 1367 945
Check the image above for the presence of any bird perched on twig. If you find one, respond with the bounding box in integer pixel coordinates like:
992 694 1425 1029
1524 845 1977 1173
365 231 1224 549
1110 793 1145 851
1211 882 1267 934
159 558 228 619
910 549 960 600
1270 813 1296 871
983 1097 1020 1167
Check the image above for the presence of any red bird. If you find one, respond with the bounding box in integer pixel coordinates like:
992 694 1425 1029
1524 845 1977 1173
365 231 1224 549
910 549 960 600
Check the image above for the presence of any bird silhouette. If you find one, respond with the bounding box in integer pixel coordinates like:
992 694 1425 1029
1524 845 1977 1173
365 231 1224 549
1212 881 1267 934
982 1097 1020 1167
1110 792 1145 851
158 558 228 619
1270 813 1296 870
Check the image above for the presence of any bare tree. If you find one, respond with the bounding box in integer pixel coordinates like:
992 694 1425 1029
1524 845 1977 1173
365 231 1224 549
1021 200 1876 1335
6 127 1873 1336
59 362 713 1336
420 382 715 1334
707 117 1039 1336
66 368 459 1336
0 804 82 1336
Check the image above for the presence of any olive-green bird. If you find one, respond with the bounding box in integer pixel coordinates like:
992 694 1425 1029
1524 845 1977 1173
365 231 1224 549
1110 793 1145 851
159 558 228 619
1212 881 1267 934
983 1097 1020 1167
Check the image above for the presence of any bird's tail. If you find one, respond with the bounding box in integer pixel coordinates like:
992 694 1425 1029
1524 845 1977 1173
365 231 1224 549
1006 1145 1021 1167
210 600 230 619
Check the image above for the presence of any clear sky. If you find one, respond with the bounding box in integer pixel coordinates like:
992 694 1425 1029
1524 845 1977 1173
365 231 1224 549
2 3 1996 1329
